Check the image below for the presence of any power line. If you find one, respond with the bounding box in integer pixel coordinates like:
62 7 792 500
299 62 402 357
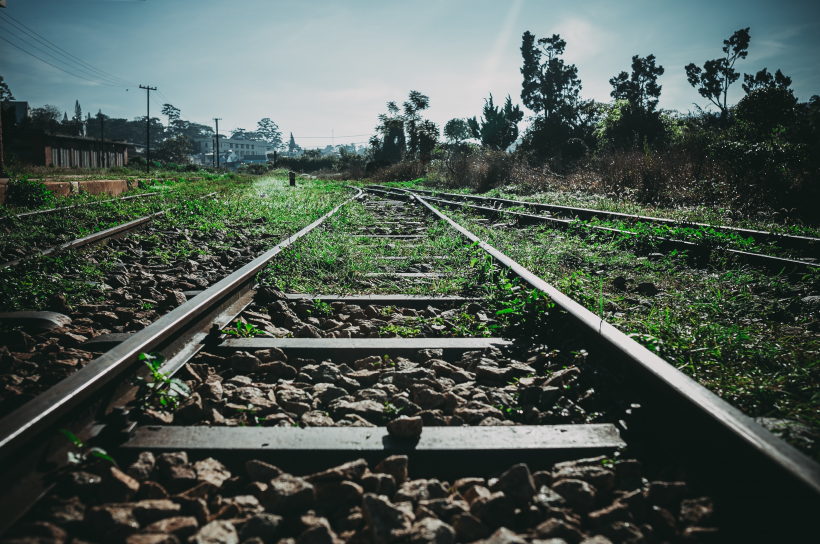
0 11 138 87
0 35 127 88
0 19 129 88
293 134 372 139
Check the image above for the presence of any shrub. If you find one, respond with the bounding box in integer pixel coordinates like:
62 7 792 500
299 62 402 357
276 155 338 173
5 176 54 208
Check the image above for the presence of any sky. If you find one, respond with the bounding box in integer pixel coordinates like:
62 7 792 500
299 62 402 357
2 0 819 148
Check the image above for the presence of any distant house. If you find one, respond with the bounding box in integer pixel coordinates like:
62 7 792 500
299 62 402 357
239 154 267 164
193 138 270 164
11 131 128 168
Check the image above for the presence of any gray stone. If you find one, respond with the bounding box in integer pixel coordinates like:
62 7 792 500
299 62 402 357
240 513 284 542
387 416 423 439
484 527 527 544
394 479 448 505
302 410 335 427
261 474 315 513
245 459 283 482
132 499 182 525
552 466 615 492
469 491 515 530
143 516 199 538
230 351 261 374
193 458 231 489
490 463 536 507
362 473 397 497
362 493 414 544
375 455 408 485
408 518 456 544
128 451 156 482
86 504 140 541
192 520 239 544
551 479 597 513
452 513 489 542
534 519 584 543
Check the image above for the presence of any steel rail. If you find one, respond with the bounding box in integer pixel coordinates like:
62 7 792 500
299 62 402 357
404 191 820 274
379 185 820 253
0 192 217 269
408 191 820 536
9 191 161 220
0 188 363 534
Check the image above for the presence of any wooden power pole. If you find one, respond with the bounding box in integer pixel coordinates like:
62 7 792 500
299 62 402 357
139 85 157 174
213 118 222 169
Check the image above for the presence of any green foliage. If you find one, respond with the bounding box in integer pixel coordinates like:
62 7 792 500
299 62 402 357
734 86 798 142
444 118 471 144
685 27 751 116
467 94 524 151
609 54 665 113
5 175 54 208
60 429 116 465
276 155 337 173
742 68 792 94
155 135 194 164
222 321 262 338
133 352 191 411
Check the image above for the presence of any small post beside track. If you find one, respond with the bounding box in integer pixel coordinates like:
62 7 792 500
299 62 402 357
289 171 296 186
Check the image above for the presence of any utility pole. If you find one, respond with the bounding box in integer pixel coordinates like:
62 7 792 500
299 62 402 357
212 138 216 168
100 114 105 168
213 118 222 169
139 85 157 174
0 0 5 178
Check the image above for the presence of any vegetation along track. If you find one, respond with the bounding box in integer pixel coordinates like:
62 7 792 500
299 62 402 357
0 185 817 543
375 185 820 461
374 186 820 271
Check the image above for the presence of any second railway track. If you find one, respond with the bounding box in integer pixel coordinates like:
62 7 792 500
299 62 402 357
0 186 817 543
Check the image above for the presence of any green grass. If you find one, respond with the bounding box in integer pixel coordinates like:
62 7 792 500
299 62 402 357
0 173 350 311
431 203 820 460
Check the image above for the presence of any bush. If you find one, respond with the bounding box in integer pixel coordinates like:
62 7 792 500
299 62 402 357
369 160 427 183
276 155 338 173
5 176 54 208
183 164 200 173
237 163 274 175
129 156 147 168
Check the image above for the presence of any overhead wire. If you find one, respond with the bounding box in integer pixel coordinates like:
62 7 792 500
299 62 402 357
0 35 127 88
0 11 138 87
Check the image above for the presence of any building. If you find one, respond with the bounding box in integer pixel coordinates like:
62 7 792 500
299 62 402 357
11 131 128 168
5 101 31 123
194 138 270 163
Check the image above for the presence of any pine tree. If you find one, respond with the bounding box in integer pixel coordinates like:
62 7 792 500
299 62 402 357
74 100 82 121
287 132 301 153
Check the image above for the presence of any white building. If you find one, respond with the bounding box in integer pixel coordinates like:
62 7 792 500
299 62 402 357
194 138 271 161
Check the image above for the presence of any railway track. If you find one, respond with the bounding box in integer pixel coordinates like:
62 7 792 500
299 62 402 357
373 186 820 275
8 192 161 220
0 186 817 543
0 193 217 269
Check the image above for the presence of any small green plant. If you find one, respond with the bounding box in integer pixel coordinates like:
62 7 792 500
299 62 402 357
6 176 54 208
134 352 191 410
60 429 116 465
313 300 334 317
222 321 262 338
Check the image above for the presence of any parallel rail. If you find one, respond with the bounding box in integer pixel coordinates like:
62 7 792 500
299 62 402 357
378 185 820 254
369 188 820 274
0 186 817 540
0 192 216 269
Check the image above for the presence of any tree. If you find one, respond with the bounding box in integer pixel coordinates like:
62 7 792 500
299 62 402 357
287 132 301 154
685 27 751 116
256 118 283 150
735 86 798 142
520 32 582 122
30 105 61 130
609 55 664 112
742 68 792 94
375 101 406 163
467 94 524 150
444 118 471 144
161 103 181 125
403 91 434 158
0 75 13 103
74 100 82 121
155 134 193 164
